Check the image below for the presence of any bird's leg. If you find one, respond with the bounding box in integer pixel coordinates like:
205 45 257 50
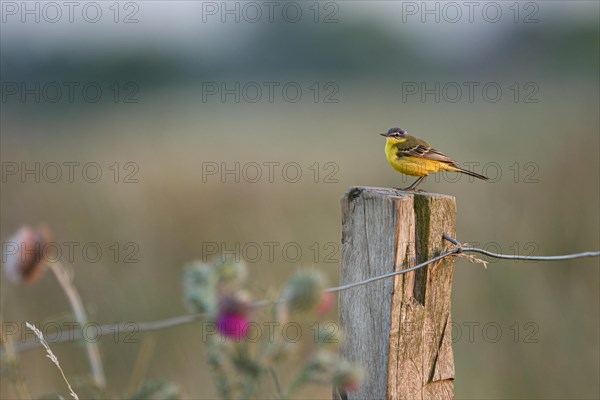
407 176 426 191
397 176 426 191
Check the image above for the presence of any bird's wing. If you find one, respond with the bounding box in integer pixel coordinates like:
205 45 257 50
396 143 457 164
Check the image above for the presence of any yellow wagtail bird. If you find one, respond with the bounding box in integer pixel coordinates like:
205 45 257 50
381 127 489 191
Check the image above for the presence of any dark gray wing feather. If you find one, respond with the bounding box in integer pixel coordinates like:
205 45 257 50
396 145 457 165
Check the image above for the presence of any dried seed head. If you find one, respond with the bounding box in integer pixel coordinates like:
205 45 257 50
3 226 51 285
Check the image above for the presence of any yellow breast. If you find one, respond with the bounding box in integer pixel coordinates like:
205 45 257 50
384 139 450 177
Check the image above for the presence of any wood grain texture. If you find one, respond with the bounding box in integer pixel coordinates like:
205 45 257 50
338 187 456 400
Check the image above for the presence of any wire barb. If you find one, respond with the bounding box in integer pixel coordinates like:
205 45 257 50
442 234 462 252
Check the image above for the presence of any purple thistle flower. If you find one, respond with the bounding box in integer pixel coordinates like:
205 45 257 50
216 312 250 341
215 291 252 341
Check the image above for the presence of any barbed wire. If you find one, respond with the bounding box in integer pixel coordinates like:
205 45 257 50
6 235 600 353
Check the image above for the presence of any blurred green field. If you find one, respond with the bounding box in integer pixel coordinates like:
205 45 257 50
1 1 599 399
2 80 598 398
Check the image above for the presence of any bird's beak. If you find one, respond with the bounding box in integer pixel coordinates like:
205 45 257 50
380 133 391 137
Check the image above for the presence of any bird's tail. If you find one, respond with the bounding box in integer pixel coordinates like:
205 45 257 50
456 167 489 181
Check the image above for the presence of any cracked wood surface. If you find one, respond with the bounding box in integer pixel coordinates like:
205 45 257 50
338 187 456 400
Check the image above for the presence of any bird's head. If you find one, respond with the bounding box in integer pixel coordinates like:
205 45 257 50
380 127 407 141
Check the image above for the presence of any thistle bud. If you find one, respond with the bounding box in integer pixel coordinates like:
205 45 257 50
183 261 216 315
317 291 335 315
2 226 50 285
214 257 247 287
282 269 326 314
333 360 364 393
305 350 337 378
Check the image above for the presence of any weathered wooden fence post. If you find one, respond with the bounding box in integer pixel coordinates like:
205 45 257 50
337 186 456 400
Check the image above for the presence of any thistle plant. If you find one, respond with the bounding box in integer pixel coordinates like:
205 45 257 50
183 258 364 399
